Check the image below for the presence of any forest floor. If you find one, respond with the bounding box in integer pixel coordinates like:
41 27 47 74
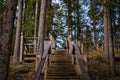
87 48 120 80
8 48 120 80
8 60 35 80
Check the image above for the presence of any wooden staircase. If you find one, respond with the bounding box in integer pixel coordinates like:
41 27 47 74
46 50 79 80
23 54 36 63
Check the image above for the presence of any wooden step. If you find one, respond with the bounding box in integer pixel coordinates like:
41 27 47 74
46 79 79 80
53 50 67 55
46 76 78 79
24 54 36 57
23 57 35 63
47 73 77 76
51 55 72 63
46 50 79 80
23 54 36 63
48 64 75 71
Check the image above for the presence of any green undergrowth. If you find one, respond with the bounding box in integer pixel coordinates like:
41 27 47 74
8 62 35 80
87 48 120 80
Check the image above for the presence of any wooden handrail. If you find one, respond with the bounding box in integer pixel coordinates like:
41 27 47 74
73 43 90 80
32 44 51 80
20 36 38 62
24 37 38 39
50 35 56 50
67 38 90 80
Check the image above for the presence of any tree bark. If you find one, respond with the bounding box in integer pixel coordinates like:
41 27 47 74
76 0 80 40
45 0 51 37
13 0 23 63
0 0 18 80
93 19 97 51
103 0 109 62
34 0 39 54
103 0 116 75
36 0 47 69
68 0 72 40
107 8 116 75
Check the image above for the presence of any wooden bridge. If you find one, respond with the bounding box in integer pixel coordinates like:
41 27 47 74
19 35 91 80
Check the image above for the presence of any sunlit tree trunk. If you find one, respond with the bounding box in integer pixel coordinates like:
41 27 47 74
0 0 18 79
13 0 23 63
36 0 47 69
104 0 116 75
103 0 109 62
34 0 39 54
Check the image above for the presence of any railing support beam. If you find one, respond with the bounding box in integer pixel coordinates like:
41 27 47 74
19 32 24 62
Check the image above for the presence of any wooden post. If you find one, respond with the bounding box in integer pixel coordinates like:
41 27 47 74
50 36 55 53
34 38 37 54
81 42 84 54
82 54 88 71
19 32 24 62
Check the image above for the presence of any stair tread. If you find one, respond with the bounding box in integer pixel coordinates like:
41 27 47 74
24 53 35 56
23 57 35 63
24 57 35 60
46 50 79 80
47 73 77 76
47 71 75 74
46 79 79 80
46 75 78 79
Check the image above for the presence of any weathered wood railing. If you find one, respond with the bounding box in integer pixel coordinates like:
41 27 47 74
23 37 38 54
19 36 38 62
32 36 55 80
32 43 52 80
67 38 90 80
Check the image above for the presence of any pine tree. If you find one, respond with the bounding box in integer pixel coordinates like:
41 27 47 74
0 0 18 79
103 0 116 75
13 0 23 63
36 0 47 69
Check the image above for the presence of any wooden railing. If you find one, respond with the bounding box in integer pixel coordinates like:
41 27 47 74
32 44 51 80
23 37 38 54
19 36 38 62
32 36 55 80
67 38 91 80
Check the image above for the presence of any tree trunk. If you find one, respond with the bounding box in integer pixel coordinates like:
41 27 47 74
13 0 23 63
93 19 97 51
103 0 116 75
45 0 51 37
68 0 72 40
107 9 116 75
36 0 47 69
34 0 39 54
76 0 80 40
0 0 18 80
103 0 109 62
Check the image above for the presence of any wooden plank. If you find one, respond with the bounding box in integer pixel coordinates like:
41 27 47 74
33 44 51 80
73 44 90 80
24 37 38 39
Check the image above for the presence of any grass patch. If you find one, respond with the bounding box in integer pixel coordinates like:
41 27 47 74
87 49 120 80
8 62 35 80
